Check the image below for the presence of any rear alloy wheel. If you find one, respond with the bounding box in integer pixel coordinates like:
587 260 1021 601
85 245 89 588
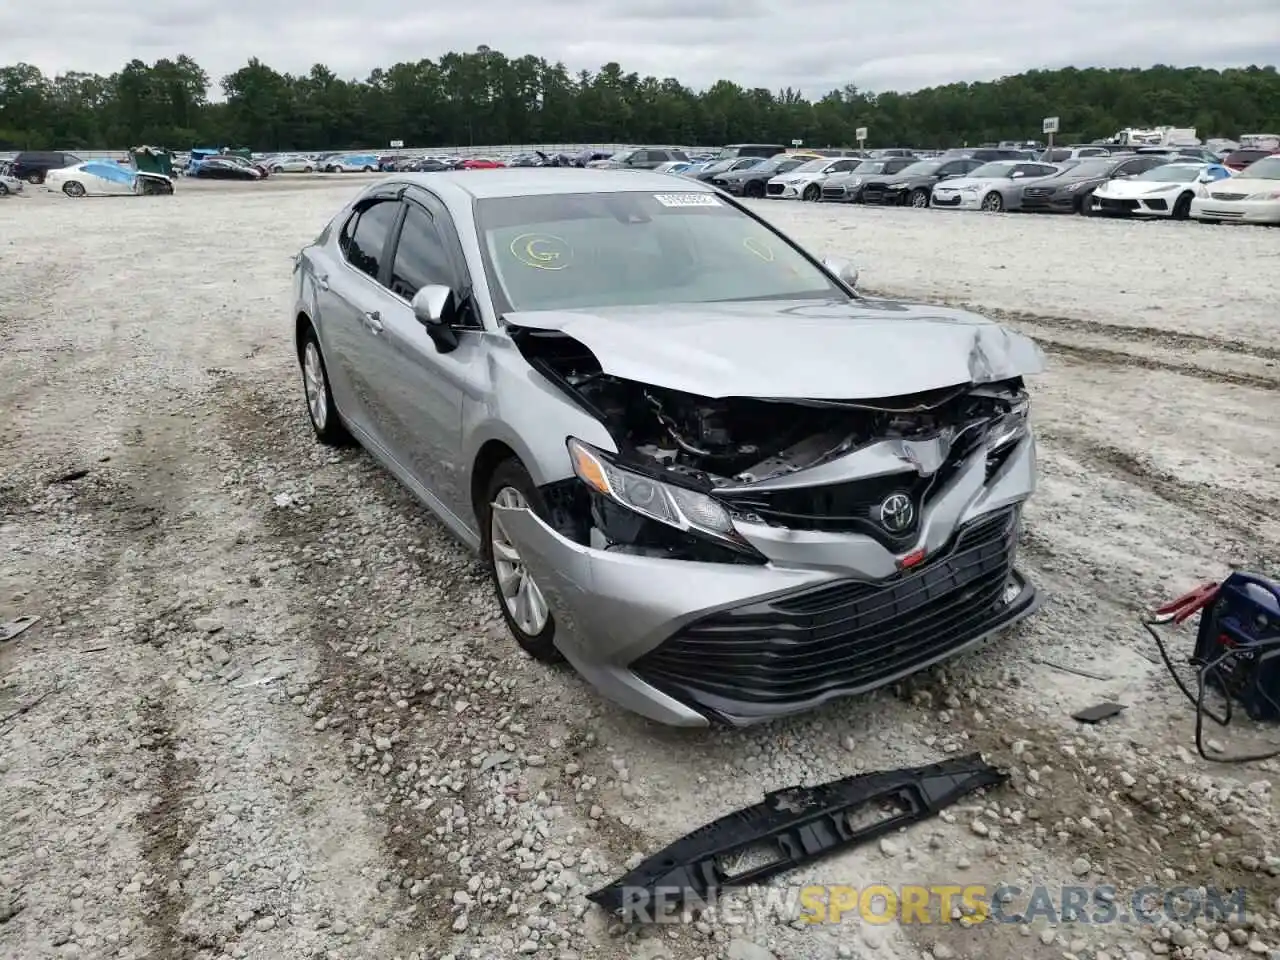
981 191 1004 212
25 172 42 185
802 183 821 201
300 332 351 446
1172 192 1193 220
483 460 561 663
910 188 930 208
62 181 85 198
744 181 765 198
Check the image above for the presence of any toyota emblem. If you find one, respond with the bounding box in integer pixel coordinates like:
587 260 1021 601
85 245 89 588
879 493 915 533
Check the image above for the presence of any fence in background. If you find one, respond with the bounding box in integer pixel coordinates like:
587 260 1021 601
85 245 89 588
1 143 719 162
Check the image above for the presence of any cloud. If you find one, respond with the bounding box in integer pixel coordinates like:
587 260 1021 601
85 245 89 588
3 0 1276 96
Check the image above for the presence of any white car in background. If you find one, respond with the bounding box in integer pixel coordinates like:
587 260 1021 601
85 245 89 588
1090 162 1233 219
44 160 174 198
930 160 1062 212
764 156 863 200
0 164 22 196
268 154 316 173
1191 155 1280 224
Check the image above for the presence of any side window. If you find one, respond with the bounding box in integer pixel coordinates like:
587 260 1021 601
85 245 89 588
390 204 453 301
338 210 361 257
345 199 400 282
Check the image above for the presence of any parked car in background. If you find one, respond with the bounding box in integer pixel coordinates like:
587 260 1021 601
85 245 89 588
930 160 1062 212
766 156 866 200
707 143 788 160
652 161 693 174
1037 145 1119 163
847 157 983 207
1191 154 1280 224
1090 161 1232 219
818 157 920 203
44 160 174 197
190 157 264 180
289 168 1044 726
710 155 809 198
1020 154 1171 214
323 153 380 173
269 155 316 173
1221 148 1273 172
10 150 84 185
589 148 691 170
687 156 765 182
0 163 24 196
461 158 505 169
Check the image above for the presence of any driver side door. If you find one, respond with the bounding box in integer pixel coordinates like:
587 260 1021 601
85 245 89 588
361 190 488 520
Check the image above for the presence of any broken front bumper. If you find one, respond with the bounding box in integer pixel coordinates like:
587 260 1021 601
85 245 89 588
494 435 1041 727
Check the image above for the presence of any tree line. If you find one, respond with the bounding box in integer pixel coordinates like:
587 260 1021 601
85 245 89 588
1 49 1277 153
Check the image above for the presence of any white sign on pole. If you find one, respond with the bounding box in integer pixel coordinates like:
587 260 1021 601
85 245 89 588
1041 117 1059 135
790 138 803 147
390 139 405 148
854 127 868 142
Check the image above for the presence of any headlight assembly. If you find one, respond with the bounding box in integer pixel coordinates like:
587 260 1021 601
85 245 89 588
567 439 743 546
987 393 1030 453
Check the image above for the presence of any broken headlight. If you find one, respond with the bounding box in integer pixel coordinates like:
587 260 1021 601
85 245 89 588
567 438 741 546
987 392 1030 453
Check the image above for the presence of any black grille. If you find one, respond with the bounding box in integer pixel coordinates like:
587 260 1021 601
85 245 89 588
932 194 961 206
766 182 785 195
821 186 845 200
1098 198 1139 211
862 184 901 204
1211 192 1247 201
710 178 728 188
1023 186 1053 198
633 507 1024 711
1145 198 1169 211
718 426 985 550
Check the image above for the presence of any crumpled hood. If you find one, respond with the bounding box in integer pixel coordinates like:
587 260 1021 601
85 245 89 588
506 299 1045 400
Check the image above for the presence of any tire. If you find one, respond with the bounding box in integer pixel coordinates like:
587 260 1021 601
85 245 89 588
304 166 314 173
272 165 284 174
62 181 85 198
1077 193 1094 216
910 188 930 208
744 180 765 198
980 191 1003 212
362 166 373 173
298 329 351 446
482 459 561 663
25 172 42 185
802 183 821 202
1172 192 1193 220
0 183 8 196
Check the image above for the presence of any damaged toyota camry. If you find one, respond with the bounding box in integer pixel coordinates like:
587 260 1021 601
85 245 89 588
291 169 1045 727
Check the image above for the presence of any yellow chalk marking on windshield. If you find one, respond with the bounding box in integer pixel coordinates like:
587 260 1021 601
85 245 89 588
743 237 775 261
511 233 572 270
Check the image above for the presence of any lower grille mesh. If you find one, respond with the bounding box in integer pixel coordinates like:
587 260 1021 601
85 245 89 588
634 507 1023 711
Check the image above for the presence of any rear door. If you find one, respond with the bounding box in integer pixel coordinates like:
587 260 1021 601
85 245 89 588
317 192 403 444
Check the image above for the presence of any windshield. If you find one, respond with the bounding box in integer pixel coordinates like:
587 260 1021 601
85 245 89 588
1238 156 1280 178
968 161 1019 178
892 160 943 178
790 159 829 173
1062 159 1118 178
1136 165 1201 182
476 191 847 313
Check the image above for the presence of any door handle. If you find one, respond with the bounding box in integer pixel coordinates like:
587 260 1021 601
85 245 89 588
363 310 383 334
316 273 329 292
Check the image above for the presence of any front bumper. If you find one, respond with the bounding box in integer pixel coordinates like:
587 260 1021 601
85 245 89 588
765 181 802 199
494 434 1040 727
1091 194 1174 216
861 185 907 205
1019 192 1077 213
1190 198 1280 224
931 190 982 210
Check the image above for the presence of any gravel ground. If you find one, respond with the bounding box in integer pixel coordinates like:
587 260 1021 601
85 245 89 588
3 179 1279 960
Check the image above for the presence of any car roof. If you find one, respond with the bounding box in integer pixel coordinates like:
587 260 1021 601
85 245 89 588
393 168 718 200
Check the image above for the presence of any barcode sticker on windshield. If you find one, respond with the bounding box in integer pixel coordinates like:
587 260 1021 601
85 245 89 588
653 193 720 207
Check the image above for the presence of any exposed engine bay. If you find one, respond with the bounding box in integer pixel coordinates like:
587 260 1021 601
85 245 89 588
514 327 1028 490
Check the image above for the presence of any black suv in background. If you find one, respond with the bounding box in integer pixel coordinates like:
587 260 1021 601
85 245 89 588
11 151 83 184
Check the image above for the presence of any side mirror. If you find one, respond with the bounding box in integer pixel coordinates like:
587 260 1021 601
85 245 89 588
822 256 859 289
411 284 460 353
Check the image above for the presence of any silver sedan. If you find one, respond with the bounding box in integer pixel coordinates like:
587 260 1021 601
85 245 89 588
292 169 1045 726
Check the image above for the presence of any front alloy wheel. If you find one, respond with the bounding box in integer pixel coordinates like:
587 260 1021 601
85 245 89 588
981 191 1004 212
911 188 930 208
62 181 85 198
491 487 550 636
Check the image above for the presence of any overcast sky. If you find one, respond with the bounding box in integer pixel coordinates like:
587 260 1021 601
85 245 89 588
4 0 1278 96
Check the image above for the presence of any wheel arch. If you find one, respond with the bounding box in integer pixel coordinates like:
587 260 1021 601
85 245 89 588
294 311 314 359
470 439 521 529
